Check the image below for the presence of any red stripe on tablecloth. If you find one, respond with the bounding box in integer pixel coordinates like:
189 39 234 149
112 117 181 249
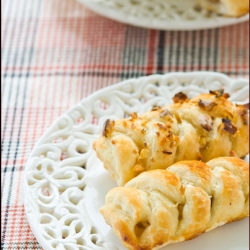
227 25 234 74
18 206 27 249
146 30 157 75
242 22 249 77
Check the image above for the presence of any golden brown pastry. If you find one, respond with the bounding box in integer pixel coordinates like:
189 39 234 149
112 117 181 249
197 0 249 17
93 89 249 186
100 157 249 250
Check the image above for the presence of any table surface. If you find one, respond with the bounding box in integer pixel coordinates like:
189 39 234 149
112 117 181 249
1 0 249 249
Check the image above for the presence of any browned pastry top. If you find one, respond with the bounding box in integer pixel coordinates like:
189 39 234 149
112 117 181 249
93 90 249 186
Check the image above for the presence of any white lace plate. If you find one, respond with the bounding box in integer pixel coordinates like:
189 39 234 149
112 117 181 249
23 72 249 250
77 0 249 30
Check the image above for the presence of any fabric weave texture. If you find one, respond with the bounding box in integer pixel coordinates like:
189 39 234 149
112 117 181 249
1 0 249 249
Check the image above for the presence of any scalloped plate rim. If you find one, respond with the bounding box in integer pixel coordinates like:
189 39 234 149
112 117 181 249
23 72 249 250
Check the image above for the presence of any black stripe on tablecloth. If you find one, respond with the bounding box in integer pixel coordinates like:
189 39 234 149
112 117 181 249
182 31 188 71
167 31 174 72
121 26 148 80
175 31 181 71
213 28 219 71
1 70 242 79
1 242 42 249
205 29 212 71
190 31 196 71
198 30 203 71
157 30 165 74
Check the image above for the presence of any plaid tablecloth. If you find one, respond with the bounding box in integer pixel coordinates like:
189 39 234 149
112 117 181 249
1 0 249 249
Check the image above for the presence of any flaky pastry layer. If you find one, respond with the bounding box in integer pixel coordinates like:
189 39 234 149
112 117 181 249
100 157 249 250
197 0 249 17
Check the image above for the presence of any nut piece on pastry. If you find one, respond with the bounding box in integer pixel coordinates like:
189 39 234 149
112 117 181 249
197 0 249 17
100 157 249 250
93 90 249 186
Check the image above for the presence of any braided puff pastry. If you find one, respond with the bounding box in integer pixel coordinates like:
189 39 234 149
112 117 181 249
197 0 249 17
93 90 249 186
100 157 249 250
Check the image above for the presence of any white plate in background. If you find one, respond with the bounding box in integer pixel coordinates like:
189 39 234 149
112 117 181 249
78 0 249 30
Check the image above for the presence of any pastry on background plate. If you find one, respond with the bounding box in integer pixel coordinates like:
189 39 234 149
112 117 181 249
93 89 249 186
197 0 249 17
100 157 249 250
